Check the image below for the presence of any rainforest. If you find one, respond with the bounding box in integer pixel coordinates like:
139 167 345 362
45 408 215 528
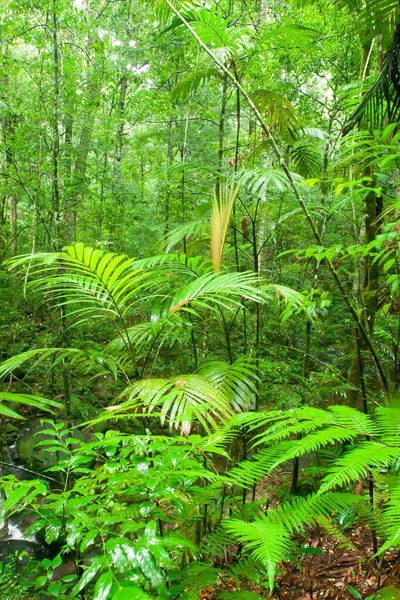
1 0 400 598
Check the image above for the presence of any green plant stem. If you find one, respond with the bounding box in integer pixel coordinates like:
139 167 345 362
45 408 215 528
164 0 389 397
356 326 379 556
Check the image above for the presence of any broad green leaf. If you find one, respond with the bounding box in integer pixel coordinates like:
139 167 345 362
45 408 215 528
93 571 114 600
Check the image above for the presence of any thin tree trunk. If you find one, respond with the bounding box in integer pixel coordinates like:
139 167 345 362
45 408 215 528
111 74 128 250
52 1 61 248
1 51 18 255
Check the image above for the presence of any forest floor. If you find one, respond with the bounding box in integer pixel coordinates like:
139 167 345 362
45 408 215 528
203 468 400 600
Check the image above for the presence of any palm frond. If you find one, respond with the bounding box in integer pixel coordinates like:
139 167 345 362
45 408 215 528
167 270 268 315
112 374 233 434
163 5 253 60
235 168 303 196
210 184 239 271
165 218 209 252
196 357 259 411
343 26 400 133
8 243 152 324
259 23 317 51
172 68 220 103
251 89 302 140
0 392 62 418
290 143 323 177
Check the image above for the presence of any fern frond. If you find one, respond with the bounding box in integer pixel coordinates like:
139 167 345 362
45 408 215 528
315 515 357 550
319 443 400 493
374 406 400 444
377 480 400 554
268 492 362 533
224 518 293 591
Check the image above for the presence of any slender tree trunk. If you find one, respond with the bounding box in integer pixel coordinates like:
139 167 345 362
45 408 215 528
348 39 384 407
111 74 128 250
62 112 74 242
164 119 174 235
1 51 18 255
216 75 228 197
65 38 103 242
52 1 61 249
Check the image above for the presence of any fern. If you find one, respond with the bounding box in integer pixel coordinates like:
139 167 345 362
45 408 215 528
224 518 293 591
319 443 400 493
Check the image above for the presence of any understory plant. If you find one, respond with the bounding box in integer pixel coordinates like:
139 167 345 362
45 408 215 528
1 401 400 598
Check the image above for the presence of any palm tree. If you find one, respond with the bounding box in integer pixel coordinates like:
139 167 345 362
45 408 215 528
342 0 400 133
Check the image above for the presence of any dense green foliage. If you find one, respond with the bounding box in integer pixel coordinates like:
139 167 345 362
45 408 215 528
2 0 400 598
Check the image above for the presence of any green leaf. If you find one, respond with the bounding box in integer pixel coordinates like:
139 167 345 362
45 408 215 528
93 571 114 600
112 587 153 600
35 576 49 589
71 556 105 596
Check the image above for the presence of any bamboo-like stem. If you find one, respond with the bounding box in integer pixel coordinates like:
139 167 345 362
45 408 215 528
163 0 389 396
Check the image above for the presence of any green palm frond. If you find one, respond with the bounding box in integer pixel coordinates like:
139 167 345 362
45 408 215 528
163 5 253 60
343 26 400 133
105 314 188 359
167 270 268 315
290 143 323 177
251 89 302 140
9 243 152 324
133 252 212 278
0 346 128 387
172 68 220 103
196 357 259 411
235 168 303 196
338 0 399 49
164 218 209 252
224 518 293 591
111 374 233 434
0 392 62 419
259 23 317 51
